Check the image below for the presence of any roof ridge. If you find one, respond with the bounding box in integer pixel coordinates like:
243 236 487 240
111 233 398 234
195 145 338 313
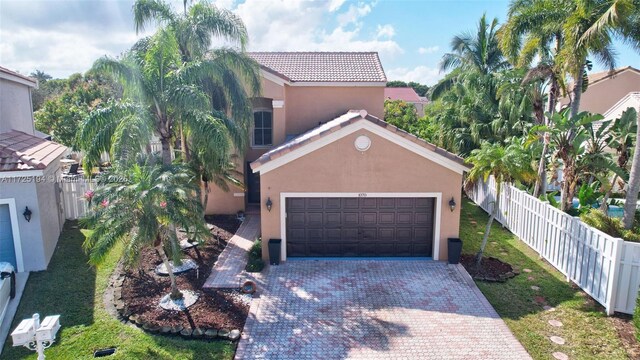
247 51 380 54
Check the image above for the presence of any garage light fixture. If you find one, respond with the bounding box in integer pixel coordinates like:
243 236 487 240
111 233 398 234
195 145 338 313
23 207 32 222
266 197 273 212
449 197 456 212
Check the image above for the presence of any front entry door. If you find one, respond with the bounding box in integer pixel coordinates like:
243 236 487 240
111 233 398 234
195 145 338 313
247 162 260 204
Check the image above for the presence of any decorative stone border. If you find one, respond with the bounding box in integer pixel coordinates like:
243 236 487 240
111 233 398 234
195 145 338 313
472 267 519 282
109 268 242 342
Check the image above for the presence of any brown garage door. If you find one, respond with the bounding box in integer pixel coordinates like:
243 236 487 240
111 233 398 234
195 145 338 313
286 197 435 257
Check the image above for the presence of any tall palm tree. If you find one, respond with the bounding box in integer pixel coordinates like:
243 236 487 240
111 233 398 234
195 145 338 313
431 14 509 100
500 0 571 197
623 108 640 229
79 28 258 169
465 139 536 266
83 161 209 301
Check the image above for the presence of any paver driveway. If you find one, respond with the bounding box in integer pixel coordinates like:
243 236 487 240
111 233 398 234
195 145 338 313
236 260 531 360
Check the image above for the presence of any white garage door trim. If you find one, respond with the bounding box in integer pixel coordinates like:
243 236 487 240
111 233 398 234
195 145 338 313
280 192 442 261
0 198 24 272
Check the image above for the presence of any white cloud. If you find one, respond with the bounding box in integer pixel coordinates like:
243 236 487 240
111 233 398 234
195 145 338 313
418 46 440 54
234 0 403 60
387 65 443 86
376 24 395 39
328 0 347 12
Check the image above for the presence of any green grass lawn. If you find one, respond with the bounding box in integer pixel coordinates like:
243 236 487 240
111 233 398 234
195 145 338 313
460 197 629 359
2 222 235 360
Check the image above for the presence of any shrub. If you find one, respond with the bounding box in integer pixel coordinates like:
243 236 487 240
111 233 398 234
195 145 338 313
580 209 640 242
245 239 265 272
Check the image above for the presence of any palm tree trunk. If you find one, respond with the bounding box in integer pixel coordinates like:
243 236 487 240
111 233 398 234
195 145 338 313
202 181 210 213
477 182 501 266
533 77 558 198
570 68 584 118
561 157 577 212
600 174 619 212
533 142 548 198
155 241 183 300
622 110 640 229
160 137 172 165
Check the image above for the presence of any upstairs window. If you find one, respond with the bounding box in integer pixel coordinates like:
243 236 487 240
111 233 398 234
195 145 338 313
253 110 273 147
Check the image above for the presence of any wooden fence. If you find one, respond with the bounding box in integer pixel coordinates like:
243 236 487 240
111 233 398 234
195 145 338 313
468 176 640 315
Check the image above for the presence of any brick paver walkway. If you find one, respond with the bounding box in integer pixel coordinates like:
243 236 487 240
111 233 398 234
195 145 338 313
236 260 531 360
203 215 261 289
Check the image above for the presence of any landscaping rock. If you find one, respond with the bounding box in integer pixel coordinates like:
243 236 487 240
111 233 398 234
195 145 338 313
550 336 565 345
160 326 172 334
527 276 535 281
205 329 218 339
229 329 241 341
218 329 230 339
523 268 532 273
543 305 556 311
531 285 540 291
170 325 184 334
180 328 193 338
129 314 139 323
552 352 569 360
142 323 159 333
548 320 563 327
192 328 205 338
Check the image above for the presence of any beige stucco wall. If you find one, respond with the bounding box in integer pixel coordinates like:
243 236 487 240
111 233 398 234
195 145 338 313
35 163 65 267
258 129 463 262
0 78 35 134
203 181 245 215
560 69 640 114
284 86 384 135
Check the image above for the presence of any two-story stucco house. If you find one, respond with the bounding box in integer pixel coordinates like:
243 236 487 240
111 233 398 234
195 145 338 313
0 66 68 272
203 52 469 263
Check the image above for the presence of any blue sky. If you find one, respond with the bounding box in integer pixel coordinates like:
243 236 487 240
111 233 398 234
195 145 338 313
1 0 638 85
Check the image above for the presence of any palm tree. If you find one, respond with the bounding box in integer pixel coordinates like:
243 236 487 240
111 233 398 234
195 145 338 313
532 109 603 211
431 14 509 100
500 0 571 197
623 108 640 229
79 28 258 169
83 161 209 301
465 139 536 266
600 108 637 211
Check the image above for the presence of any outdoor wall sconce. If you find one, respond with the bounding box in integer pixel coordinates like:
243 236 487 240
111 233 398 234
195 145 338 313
23 207 32 222
449 197 456 212
266 197 273 212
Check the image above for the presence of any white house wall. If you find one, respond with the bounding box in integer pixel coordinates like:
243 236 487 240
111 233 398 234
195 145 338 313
0 78 35 135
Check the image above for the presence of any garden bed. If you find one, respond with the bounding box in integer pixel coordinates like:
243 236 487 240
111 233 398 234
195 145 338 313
118 215 247 334
460 254 518 282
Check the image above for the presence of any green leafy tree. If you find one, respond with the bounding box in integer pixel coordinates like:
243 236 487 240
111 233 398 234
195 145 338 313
386 81 430 97
83 161 208 300
34 73 121 148
384 100 419 132
465 139 536 265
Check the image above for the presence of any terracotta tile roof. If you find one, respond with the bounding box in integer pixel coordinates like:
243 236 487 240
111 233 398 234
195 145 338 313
384 87 422 102
0 130 68 171
247 52 387 83
251 110 469 170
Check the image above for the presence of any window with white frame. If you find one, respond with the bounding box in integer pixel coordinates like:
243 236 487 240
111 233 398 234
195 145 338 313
253 110 273 147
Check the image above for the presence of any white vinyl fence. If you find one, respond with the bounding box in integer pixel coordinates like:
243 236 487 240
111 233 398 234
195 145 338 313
468 176 640 315
61 178 96 220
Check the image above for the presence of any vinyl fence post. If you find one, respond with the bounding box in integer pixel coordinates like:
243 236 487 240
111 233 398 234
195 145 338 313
605 238 624 315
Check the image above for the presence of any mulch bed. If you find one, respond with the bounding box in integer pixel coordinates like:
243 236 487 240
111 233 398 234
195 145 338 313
120 215 247 331
611 314 640 359
460 254 518 282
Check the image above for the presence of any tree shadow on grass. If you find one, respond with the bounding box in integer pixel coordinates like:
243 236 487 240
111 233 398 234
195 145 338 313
9 220 96 328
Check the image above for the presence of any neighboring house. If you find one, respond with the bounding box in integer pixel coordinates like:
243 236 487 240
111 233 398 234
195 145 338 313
384 87 429 117
559 66 640 115
0 66 68 272
204 52 470 262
